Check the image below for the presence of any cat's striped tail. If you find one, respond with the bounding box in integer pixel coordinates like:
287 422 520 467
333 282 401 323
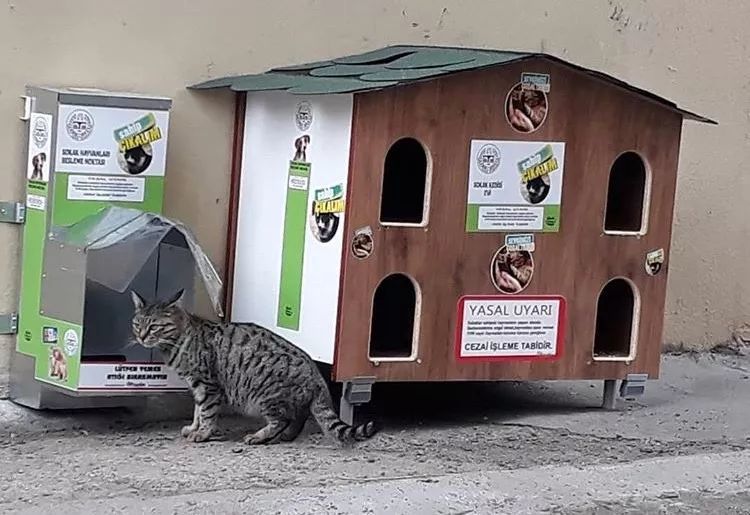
310 387 377 443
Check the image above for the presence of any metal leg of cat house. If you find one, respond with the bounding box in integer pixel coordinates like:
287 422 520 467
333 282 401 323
602 373 649 409
602 379 618 409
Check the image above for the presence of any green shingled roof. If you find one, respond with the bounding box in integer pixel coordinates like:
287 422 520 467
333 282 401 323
188 44 715 124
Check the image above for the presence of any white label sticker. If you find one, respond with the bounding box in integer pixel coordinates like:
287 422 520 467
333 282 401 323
67 174 145 202
456 296 564 360
78 363 187 390
478 206 545 231
505 233 536 252
26 194 47 211
288 175 309 191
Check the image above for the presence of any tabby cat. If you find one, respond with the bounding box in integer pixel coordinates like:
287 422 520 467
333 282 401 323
130 289 377 445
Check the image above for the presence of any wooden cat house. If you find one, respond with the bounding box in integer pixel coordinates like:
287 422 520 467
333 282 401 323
189 45 715 421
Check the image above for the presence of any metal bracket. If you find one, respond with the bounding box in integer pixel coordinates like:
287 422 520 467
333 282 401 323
343 376 376 404
339 376 376 426
0 202 25 224
620 373 648 399
19 95 33 121
0 313 18 335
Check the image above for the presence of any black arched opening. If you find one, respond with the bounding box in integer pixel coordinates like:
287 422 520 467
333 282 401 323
604 152 648 232
379 137 429 224
593 278 637 358
369 273 418 358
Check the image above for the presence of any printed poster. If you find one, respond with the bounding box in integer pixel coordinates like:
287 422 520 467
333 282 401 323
455 295 566 361
55 105 169 203
466 140 566 232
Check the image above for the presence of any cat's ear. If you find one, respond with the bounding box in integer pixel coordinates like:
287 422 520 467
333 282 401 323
130 290 145 310
165 289 185 308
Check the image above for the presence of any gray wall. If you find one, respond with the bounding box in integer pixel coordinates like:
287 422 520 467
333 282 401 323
0 1 743 394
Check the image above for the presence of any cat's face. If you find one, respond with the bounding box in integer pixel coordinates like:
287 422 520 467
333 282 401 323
316 213 335 230
130 290 185 348
125 147 148 166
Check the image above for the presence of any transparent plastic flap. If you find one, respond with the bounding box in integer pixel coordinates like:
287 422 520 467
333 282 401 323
51 206 224 318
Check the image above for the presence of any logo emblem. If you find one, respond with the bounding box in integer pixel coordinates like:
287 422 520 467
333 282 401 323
476 144 501 174
295 101 313 131
65 109 94 141
63 329 79 356
32 117 49 148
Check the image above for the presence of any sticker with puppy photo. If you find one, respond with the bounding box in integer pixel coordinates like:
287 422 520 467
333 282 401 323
490 245 534 295
505 73 550 133
26 113 53 184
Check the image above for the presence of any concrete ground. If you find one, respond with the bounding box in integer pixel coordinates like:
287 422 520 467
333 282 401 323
2 350 750 514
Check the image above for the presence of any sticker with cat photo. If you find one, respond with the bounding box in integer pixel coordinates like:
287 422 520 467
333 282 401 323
48 346 68 382
309 183 345 243
490 245 534 294
351 226 374 260
518 143 559 206
505 73 550 133
114 112 164 175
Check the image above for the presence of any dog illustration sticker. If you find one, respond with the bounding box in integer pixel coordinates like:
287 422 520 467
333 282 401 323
48 346 68 382
26 113 53 183
490 245 534 294
309 184 345 243
351 226 374 260
293 135 311 163
505 73 550 133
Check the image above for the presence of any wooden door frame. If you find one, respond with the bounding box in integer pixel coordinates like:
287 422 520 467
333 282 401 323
221 91 247 320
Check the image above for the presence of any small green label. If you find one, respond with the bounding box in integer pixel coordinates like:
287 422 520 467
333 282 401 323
277 161 311 331
465 204 480 232
542 205 560 232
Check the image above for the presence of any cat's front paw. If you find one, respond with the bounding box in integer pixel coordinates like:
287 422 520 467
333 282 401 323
243 433 263 445
181 425 198 438
186 429 212 443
